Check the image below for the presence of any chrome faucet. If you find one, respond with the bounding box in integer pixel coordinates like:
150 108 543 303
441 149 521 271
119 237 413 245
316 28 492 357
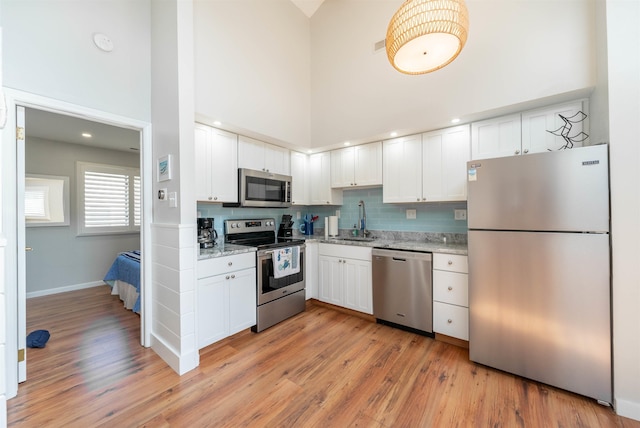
358 200 369 237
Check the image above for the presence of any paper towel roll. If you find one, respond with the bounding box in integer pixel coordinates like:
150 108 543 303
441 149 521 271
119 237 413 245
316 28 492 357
324 217 329 239
328 216 338 237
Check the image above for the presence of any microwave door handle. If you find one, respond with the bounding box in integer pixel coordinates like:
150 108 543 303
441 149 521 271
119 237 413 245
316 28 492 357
285 181 290 202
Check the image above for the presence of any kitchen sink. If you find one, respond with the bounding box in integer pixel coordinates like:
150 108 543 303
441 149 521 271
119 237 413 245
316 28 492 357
337 237 376 242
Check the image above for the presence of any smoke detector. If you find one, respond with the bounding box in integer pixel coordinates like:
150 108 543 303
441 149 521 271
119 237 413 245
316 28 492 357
93 33 114 52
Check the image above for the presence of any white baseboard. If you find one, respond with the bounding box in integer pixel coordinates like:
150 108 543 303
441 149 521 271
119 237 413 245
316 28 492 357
151 333 199 375
26 281 106 299
615 398 640 422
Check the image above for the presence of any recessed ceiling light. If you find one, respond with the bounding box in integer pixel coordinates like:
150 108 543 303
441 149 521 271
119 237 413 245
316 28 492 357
451 118 461 124
390 132 398 137
82 133 92 138
344 142 351 146
307 149 313 154
213 121 222 126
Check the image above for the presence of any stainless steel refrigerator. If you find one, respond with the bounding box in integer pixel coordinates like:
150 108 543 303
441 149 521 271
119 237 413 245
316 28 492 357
467 144 611 404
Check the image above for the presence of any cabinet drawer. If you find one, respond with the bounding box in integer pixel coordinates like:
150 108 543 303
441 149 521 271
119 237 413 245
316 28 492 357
433 301 469 340
319 243 371 261
433 270 468 306
198 252 255 279
433 253 468 273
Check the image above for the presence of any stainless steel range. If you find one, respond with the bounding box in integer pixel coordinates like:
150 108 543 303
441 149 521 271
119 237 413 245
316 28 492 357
224 218 306 332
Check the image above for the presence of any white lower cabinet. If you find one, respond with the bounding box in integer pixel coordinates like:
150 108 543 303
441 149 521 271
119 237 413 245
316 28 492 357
318 244 372 314
432 253 469 341
197 252 256 349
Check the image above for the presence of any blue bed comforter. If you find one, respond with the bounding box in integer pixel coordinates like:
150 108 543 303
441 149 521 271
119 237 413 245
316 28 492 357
104 250 141 313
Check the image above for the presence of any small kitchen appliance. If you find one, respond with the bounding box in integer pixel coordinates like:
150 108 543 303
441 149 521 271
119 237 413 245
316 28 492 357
278 214 294 238
197 217 217 249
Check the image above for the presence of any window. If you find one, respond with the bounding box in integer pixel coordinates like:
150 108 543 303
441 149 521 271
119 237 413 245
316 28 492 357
77 162 140 235
25 174 70 227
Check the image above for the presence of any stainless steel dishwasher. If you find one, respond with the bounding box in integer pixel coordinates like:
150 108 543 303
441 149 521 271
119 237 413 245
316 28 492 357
372 248 433 335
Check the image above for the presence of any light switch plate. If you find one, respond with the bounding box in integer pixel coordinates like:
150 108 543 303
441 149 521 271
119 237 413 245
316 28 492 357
406 209 417 219
169 192 177 208
454 209 467 220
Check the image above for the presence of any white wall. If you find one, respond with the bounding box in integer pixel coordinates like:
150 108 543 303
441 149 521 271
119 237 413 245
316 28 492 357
310 0 596 148
194 0 311 149
1 0 151 121
150 0 198 374
25 138 140 296
607 0 640 420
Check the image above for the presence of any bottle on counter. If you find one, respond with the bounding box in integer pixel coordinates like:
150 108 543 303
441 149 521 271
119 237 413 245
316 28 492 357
352 224 359 237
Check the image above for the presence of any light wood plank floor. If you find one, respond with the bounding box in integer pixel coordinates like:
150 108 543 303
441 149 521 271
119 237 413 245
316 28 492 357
7 285 640 427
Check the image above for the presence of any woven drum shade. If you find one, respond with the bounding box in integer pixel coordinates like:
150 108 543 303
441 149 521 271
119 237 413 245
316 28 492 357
386 0 469 75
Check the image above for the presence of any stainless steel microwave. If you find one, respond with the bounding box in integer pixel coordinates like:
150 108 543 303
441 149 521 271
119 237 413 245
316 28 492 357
225 168 292 208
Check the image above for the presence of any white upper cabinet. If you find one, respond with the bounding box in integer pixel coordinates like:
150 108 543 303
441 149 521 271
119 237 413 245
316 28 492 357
290 151 309 205
521 100 589 153
383 134 423 203
195 124 238 203
471 99 590 160
238 135 290 175
422 125 471 202
309 152 343 205
383 128 470 203
331 142 382 188
471 114 522 160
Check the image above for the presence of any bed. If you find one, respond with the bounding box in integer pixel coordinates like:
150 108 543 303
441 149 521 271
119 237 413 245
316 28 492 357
103 250 141 314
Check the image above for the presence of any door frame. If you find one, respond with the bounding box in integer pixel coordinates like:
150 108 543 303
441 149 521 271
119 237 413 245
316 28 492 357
2 88 153 398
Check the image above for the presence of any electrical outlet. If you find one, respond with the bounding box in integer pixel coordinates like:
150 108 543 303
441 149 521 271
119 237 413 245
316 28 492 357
406 209 417 219
336 210 340 218
296 211 301 219
454 209 467 220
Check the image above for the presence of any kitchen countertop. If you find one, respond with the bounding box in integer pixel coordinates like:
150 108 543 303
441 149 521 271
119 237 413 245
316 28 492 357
198 243 257 261
304 236 467 255
198 235 467 260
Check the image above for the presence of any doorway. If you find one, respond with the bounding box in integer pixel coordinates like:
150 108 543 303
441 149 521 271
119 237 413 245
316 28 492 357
3 89 152 397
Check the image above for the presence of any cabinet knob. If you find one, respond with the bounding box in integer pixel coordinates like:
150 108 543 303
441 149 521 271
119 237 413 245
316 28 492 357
326 201 330 204
448 260 453 265
447 319 453 324
515 149 521 155
448 286 453 291
214 196 218 201
208 196 212 200
422 198 426 201
524 149 529 154
417 198 420 202
231 274 235 279
225 275 230 280
228 262 233 266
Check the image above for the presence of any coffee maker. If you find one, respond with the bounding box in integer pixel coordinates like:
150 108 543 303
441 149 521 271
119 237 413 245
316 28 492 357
197 218 218 249
278 214 294 238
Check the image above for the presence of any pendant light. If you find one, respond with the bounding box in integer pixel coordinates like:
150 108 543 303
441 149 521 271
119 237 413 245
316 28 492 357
386 0 469 75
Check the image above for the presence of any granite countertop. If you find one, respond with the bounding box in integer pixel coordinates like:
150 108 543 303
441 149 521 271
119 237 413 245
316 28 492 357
198 243 257 261
302 234 468 256
198 232 468 260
